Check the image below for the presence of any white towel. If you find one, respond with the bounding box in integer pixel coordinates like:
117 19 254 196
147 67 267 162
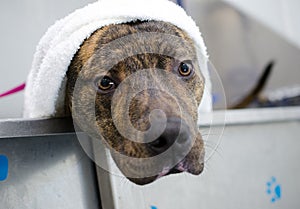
23 0 212 119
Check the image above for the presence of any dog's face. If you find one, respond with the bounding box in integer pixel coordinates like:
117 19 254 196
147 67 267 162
66 21 205 185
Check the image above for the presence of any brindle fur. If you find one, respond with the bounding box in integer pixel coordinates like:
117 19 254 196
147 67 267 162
66 21 205 185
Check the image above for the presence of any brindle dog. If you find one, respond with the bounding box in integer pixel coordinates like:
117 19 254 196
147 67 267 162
66 20 205 185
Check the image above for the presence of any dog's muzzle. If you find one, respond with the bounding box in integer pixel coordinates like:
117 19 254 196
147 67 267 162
147 117 192 162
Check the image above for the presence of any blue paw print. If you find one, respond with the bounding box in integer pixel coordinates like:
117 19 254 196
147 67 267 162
151 206 157 209
266 177 281 203
0 155 9 181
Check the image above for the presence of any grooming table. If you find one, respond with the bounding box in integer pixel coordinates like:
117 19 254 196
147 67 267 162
1 107 300 209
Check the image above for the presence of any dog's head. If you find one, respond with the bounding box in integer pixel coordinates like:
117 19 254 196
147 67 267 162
66 21 205 185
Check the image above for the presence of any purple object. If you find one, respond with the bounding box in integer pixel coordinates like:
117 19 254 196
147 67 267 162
0 83 26 98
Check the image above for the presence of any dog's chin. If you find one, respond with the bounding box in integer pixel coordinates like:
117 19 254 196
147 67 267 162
127 176 157 185
125 160 204 185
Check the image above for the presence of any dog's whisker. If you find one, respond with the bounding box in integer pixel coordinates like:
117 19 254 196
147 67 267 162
182 172 189 183
198 129 210 133
119 177 133 190
203 138 220 145
202 133 223 137
203 163 211 173
203 140 220 148
204 147 223 164
203 144 222 153
204 144 217 150
205 150 222 161
204 139 223 161
205 148 223 159
119 176 126 185
201 131 224 136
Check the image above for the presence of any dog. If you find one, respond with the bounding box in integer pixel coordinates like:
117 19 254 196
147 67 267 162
65 20 206 185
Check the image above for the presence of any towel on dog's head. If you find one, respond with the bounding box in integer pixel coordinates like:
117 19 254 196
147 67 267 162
23 0 212 119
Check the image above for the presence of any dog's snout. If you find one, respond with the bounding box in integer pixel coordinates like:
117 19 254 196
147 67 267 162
147 118 191 156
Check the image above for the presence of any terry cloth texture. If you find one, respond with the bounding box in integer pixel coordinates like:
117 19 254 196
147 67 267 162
23 0 212 119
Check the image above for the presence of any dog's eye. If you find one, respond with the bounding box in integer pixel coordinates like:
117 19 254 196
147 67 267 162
178 61 193 77
96 76 115 92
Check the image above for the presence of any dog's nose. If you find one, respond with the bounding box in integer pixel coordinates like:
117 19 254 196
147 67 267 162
147 117 191 157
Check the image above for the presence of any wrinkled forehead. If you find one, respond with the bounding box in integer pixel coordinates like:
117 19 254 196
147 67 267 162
80 23 199 79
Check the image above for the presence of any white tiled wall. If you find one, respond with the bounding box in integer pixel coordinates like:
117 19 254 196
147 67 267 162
222 0 300 48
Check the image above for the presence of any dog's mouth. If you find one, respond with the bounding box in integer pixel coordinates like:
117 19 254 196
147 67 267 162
155 160 202 180
110 124 205 185
156 164 185 180
126 158 204 185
